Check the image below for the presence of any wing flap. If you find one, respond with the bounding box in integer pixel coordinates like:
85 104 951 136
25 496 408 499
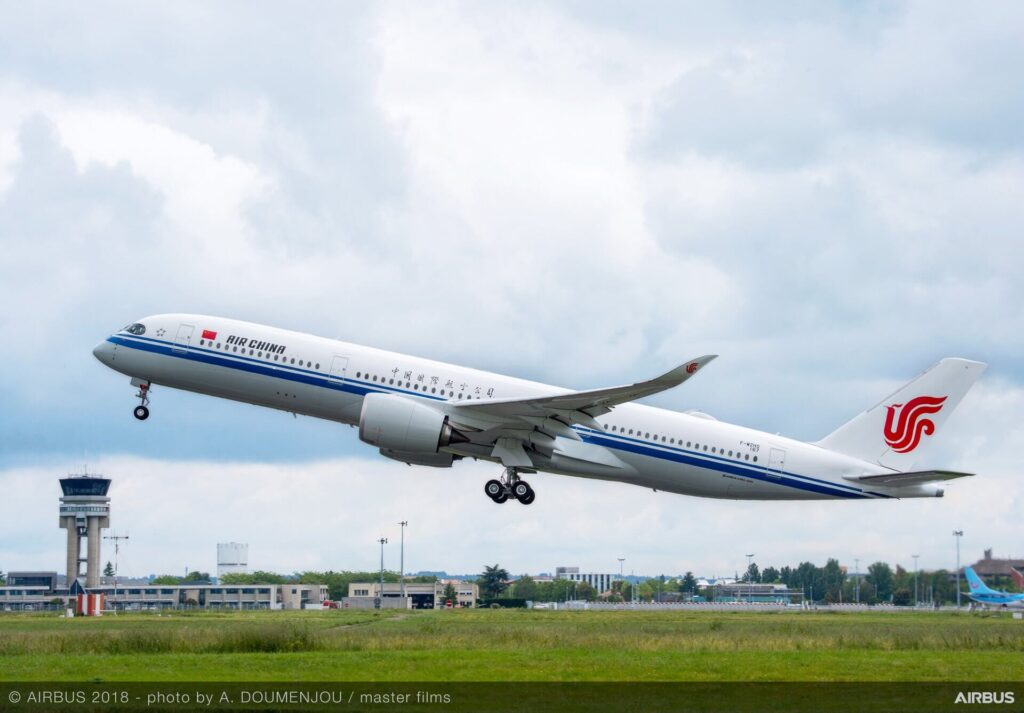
843 470 973 487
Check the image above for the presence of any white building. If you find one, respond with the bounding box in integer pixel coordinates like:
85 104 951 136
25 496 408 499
555 566 620 594
216 542 249 578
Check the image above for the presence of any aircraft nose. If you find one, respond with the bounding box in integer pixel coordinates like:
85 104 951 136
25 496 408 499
93 340 114 364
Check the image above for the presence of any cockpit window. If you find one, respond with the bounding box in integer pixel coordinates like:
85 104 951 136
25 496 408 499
124 323 146 335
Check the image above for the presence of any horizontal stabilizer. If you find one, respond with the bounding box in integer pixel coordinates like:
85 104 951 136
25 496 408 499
843 470 973 487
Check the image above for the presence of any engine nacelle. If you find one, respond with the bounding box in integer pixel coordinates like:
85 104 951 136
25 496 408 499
379 448 459 468
359 393 468 454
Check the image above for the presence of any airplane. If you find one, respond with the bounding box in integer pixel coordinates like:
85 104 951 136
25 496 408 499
964 567 1024 609
93 314 986 505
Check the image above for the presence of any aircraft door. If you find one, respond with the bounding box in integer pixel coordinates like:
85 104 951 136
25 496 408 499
320 354 354 417
173 324 195 353
327 355 349 383
766 447 786 479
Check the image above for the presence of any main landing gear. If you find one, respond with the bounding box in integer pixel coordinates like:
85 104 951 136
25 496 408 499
133 380 151 421
485 467 535 505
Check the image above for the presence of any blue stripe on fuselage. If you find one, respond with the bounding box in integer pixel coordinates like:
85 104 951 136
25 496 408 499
108 334 882 499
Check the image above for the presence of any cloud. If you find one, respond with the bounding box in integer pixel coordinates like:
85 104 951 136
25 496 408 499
0 2 1022 577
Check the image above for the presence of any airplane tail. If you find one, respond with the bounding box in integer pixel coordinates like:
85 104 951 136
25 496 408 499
815 358 986 470
964 567 997 595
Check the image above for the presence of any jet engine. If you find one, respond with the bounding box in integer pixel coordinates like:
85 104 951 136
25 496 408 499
358 393 468 454
379 448 461 468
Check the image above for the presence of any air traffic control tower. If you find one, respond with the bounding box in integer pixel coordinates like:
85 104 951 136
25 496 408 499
59 475 111 589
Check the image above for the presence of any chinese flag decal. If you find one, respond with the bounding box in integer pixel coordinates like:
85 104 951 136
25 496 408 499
202 329 217 340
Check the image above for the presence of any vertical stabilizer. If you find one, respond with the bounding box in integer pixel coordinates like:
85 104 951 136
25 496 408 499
815 358 986 470
964 567 997 595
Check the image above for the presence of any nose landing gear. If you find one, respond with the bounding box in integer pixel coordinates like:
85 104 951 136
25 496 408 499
133 380 151 421
485 468 535 505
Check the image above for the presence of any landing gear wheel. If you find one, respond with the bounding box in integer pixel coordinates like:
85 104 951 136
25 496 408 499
484 480 504 500
518 488 536 505
492 492 509 504
133 380 152 421
512 481 532 500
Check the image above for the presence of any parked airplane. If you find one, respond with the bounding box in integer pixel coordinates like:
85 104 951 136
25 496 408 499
93 315 985 505
964 567 1024 609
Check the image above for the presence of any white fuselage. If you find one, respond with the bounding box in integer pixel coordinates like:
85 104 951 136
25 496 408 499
93 314 938 501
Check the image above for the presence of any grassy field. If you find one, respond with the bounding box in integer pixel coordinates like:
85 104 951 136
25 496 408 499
1 608 1022 682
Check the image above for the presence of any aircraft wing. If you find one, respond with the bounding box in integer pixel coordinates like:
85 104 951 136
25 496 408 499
843 470 973 487
448 356 716 467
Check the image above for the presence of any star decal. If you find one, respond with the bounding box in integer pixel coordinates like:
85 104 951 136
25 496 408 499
156 328 166 337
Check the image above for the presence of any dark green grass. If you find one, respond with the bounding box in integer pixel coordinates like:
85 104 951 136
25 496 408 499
2 609 1022 681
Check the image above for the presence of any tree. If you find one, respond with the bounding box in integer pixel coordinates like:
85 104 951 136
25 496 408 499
511 575 538 600
892 587 912 606
760 567 780 584
679 572 698 595
221 571 287 584
442 582 458 605
743 562 760 584
103 562 115 578
152 575 182 585
867 562 894 602
576 581 598 601
478 564 510 599
183 571 211 582
821 559 845 603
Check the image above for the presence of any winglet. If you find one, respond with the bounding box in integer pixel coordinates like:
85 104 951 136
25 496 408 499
658 355 718 388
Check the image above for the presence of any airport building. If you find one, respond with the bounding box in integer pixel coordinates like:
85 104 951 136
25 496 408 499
345 581 479 609
0 473 331 612
0 571 328 611
701 582 804 604
970 549 1024 581
555 566 621 594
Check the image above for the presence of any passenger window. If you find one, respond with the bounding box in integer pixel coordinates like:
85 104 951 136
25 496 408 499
315 363 319 369
356 372 361 378
216 343 221 349
431 387 436 393
458 393 463 399
628 429 634 435
753 456 758 462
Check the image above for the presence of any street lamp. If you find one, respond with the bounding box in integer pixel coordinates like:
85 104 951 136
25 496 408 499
749 553 757 602
617 558 625 601
912 554 919 607
854 558 860 604
377 537 388 607
398 521 408 601
953 530 963 609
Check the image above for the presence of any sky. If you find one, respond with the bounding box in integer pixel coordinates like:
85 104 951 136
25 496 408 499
1 1 1022 581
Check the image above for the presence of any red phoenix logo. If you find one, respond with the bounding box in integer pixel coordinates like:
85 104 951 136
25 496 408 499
686 362 699 374
883 395 947 453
